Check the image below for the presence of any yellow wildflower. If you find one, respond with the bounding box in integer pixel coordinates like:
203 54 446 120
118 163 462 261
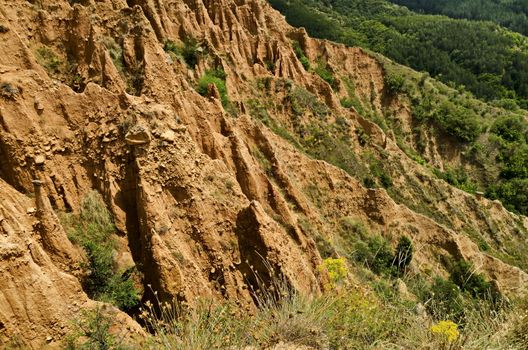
430 320 459 343
320 258 348 289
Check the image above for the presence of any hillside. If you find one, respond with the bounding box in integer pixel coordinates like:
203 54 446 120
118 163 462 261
389 0 528 36
0 0 527 348
268 0 528 217
268 0 528 105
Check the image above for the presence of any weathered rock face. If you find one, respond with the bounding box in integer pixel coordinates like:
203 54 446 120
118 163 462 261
0 0 526 347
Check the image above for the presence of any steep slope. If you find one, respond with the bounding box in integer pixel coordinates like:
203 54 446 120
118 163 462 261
268 0 528 217
0 0 526 347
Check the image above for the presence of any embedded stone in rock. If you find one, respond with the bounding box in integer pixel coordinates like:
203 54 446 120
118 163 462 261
31 180 43 187
208 83 220 100
125 125 151 145
34 98 44 112
34 155 45 165
161 130 176 142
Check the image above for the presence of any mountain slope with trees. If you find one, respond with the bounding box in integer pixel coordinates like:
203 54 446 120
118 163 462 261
268 0 528 216
269 0 528 106
389 0 528 36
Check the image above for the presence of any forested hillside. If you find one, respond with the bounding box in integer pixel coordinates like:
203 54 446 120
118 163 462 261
389 0 528 36
269 0 528 216
269 0 528 106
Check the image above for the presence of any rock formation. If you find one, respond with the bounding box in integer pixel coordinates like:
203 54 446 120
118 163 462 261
0 0 526 347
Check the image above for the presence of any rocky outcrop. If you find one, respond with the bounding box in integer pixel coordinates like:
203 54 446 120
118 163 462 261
0 0 526 347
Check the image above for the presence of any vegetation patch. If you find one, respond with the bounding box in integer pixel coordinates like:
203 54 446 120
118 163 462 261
314 59 336 88
449 260 493 299
288 86 329 117
66 307 130 350
433 166 478 194
102 37 124 73
62 191 139 311
353 235 413 277
102 37 144 96
384 71 406 94
292 40 310 70
164 37 205 68
96 260 526 350
35 45 62 74
197 68 229 108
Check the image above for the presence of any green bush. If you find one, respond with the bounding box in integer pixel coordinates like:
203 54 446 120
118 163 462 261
486 178 528 214
66 306 129 350
197 69 229 107
353 235 413 277
265 60 276 72
299 56 310 71
105 274 139 310
394 236 413 272
164 37 204 67
362 176 377 188
314 60 336 88
82 239 114 298
384 73 406 93
449 260 492 299
491 115 527 143
422 261 498 323
433 101 481 142
292 40 310 70
64 191 139 311
340 98 354 109
427 277 466 322
433 167 478 194
366 155 393 188
499 144 528 179
353 236 395 276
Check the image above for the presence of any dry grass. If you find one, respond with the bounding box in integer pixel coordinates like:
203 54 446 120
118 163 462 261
64 251 527 350
134 261 528 350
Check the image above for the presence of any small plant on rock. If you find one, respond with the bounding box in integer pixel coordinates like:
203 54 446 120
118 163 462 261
35 46 62 74
0 82 19 99
197 68 229 107
66 306 130 350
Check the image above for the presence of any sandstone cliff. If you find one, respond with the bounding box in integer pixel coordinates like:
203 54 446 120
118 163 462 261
0 0 526 347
